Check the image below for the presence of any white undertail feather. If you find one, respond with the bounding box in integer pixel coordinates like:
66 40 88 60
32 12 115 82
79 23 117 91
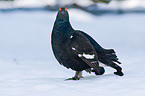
99 61 106 67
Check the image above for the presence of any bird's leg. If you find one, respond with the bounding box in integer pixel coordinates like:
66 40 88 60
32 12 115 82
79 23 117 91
78 71 83 78
74 71 83 79
66 71 83 80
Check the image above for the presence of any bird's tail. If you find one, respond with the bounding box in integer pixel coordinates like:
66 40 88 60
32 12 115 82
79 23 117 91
98 49 124 76
98 49 121 65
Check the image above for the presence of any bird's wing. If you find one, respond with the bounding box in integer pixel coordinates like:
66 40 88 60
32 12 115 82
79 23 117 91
67 30 100 73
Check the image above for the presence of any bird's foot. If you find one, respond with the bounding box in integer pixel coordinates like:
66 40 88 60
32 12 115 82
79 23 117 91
114 71 124 76
65 71 83 80
65 76 83 81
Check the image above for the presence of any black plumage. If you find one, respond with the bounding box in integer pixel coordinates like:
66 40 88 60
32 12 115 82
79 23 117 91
51 8 124 80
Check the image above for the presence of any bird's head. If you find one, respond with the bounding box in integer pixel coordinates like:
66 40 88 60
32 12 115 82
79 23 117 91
56 7 69 21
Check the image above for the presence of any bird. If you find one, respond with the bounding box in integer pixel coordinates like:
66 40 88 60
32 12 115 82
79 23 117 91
51 7 124 80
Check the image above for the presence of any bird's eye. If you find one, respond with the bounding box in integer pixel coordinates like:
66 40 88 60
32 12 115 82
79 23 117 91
59 8 62 11
65 8 67 11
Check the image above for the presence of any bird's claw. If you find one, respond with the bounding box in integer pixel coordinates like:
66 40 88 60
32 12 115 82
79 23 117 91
65 77 82 81
65 77 80 80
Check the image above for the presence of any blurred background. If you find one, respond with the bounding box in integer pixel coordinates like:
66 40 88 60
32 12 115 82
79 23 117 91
0 0 145 96
0 0 145 14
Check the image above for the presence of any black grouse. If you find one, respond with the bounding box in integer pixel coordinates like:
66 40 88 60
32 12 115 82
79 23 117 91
51 7 124 80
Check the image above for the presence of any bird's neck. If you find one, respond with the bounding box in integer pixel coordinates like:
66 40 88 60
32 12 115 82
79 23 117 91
53 19 74 34
51 19 74 44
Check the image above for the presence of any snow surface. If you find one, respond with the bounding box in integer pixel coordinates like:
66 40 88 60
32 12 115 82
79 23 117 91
0 9 145 96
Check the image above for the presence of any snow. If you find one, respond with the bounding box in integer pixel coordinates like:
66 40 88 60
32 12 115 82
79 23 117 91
98 0 145 10
0 9 145 96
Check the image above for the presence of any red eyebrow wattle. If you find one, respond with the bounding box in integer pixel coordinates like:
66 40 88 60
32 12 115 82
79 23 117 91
59 8 62 11
65 8 67 11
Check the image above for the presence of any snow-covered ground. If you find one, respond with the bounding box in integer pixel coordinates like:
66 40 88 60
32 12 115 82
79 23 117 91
0 9 145 96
